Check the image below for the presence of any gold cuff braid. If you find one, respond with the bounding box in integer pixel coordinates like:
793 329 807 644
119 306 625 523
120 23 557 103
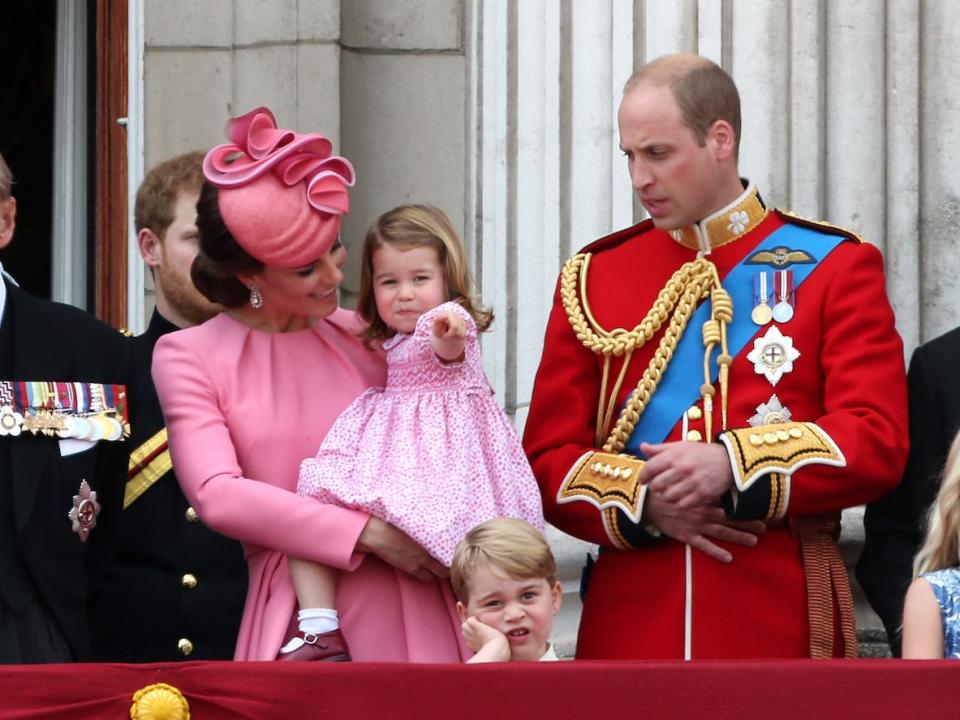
719 421 846 491
557 451 647 523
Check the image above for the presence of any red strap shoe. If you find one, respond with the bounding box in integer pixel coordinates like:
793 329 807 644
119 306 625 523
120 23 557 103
278 629 351 662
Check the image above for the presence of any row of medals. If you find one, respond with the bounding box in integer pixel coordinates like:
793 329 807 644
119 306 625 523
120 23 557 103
751 269 794 325
23 409 126 441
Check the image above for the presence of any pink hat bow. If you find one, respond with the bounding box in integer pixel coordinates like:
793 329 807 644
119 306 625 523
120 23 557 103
202 107 355 267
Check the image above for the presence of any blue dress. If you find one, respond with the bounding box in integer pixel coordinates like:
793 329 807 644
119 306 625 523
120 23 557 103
921 567 960 659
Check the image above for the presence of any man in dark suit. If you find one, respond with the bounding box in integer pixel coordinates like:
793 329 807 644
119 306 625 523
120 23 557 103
858 329 960 656
91 152 247 661
0 151 131 662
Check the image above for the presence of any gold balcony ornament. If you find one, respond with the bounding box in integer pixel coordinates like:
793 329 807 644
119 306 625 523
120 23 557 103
130 683 190 720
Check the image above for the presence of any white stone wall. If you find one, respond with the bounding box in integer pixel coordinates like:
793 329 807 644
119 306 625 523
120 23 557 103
338 0 467 303
143 0 341 168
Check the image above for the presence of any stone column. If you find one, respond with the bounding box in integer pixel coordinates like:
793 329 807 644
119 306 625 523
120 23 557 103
339 0 467 302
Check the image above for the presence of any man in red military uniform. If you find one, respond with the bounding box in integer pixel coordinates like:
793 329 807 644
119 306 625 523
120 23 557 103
523 54 908 659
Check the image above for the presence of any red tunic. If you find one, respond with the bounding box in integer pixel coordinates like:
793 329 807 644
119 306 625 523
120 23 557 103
523 191 908 659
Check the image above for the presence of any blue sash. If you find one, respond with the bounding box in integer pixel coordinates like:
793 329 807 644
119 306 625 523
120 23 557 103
622 223 848 456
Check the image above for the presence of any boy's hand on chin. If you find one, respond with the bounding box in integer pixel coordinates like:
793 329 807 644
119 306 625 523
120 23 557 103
462 617 511 663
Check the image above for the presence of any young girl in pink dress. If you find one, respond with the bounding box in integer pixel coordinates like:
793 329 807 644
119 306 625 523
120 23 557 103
280 205 544 660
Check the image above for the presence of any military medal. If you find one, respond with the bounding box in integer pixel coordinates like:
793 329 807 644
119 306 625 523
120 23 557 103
748 393 793 427
746 326 800 386
772 270 795 323
0 380 130 441
751 271 773 325
0 405 24 436
21 410 66 436
68 479 101 542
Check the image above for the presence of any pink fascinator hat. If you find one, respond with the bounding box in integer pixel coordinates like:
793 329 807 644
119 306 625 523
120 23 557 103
202 106 355 268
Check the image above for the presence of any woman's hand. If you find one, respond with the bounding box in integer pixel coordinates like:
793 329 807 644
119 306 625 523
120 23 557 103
355 516 448 581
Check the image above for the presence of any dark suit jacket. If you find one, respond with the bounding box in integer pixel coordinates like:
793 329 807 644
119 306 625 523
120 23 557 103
0 278 131 660
92 309 247 661
857 326 960 655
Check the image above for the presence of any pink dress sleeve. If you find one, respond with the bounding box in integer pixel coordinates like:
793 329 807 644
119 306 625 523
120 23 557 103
152 328 369 571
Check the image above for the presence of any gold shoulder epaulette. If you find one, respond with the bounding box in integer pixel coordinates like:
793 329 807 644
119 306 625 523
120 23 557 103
775 208 864 244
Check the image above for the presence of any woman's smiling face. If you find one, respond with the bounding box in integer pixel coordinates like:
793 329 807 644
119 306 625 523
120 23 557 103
248 237 347 321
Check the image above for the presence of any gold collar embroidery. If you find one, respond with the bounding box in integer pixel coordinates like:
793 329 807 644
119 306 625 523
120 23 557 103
668 181 768 254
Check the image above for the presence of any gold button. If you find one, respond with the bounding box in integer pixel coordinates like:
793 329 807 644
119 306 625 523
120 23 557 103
184 507 199 523
763 432 779 445
789 427 803 438
181 573 198 589
178 638 194 656
686 406 703 421
685 430 703 442
749 433 763 446
621 468 632 479
776 429 790 441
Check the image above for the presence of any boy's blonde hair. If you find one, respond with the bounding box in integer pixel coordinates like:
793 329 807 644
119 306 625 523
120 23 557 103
356 204 493 345
450 518 558 603
914 429 960 577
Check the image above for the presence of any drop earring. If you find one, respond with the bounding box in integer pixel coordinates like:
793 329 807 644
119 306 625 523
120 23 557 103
249 283 263 309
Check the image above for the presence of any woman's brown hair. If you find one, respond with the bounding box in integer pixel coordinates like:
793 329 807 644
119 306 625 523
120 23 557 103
191 181 264 308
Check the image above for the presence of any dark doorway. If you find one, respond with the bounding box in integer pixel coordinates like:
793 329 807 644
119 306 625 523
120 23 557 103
0 0 57 299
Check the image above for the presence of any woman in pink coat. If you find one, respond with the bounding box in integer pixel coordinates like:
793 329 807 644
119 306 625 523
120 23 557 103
152 107 466 662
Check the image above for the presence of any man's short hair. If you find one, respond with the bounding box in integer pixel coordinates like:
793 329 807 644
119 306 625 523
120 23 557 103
134 151 205 238
450 518 558 603
0 152 12 201
624 54 742 156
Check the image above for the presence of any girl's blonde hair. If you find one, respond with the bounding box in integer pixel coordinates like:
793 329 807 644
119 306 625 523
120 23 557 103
450 518 558 603
913 430 960 577
357 204 492 345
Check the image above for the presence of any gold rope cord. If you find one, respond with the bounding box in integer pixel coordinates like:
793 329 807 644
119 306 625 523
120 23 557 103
561 252 734 454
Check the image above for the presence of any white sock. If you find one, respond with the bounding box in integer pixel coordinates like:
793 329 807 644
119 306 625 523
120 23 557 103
298 607 339 635
280 608 340 654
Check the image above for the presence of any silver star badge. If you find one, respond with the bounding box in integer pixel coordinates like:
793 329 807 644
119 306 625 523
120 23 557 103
68 479 101 542
748 393 793 427
746 326 800 386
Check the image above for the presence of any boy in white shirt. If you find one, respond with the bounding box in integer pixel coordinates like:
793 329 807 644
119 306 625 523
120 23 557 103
451 518 562 662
